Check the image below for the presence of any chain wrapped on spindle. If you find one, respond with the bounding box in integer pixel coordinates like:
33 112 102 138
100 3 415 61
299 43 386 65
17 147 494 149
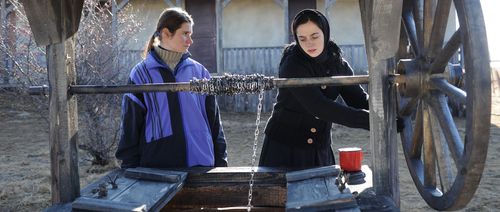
190 73 274 95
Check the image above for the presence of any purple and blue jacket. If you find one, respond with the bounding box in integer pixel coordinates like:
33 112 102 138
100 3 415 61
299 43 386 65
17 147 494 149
116 49 228 168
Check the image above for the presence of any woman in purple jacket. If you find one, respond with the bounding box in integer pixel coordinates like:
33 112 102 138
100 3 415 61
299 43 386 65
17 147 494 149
116 8 227 168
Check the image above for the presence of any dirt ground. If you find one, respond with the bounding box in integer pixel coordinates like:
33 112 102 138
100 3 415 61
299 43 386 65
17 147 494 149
0 92 499 211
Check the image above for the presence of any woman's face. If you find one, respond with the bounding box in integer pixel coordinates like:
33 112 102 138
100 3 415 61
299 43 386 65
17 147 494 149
161 22 193 53
296 21 324 58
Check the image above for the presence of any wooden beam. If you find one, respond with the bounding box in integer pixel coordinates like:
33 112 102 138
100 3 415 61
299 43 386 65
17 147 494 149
222 0 231 8
164 0 174 7
273 0 288 44
216 0 223 73
116 0 129 13
6 6 12 14
0 0 7 84
324 0 336 23
111 0 118 39
6 1 13 14
47 36 80 204
164 0 181 8
359 0 402 207
20 0 84 46
283 0 288 44
273 0 283 8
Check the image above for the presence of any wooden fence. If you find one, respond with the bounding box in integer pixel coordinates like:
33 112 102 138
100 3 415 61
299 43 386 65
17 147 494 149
217 45 368 112
109 45 368 112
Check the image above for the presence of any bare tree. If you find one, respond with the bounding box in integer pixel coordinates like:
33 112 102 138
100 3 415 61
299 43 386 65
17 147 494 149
76 0 143 166
2 0 144 166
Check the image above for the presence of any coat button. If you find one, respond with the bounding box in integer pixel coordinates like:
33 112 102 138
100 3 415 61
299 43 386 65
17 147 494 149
307 138 314 144
310 128 317 133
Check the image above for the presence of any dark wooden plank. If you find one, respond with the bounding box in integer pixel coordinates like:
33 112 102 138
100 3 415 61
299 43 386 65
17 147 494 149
179 166 286 185
125 167 187 183
164 167 287 209
165 184 286 209
286 165 340 182
185 0 217 72
72 197 146 212
288 0 317 42
20 0 84 46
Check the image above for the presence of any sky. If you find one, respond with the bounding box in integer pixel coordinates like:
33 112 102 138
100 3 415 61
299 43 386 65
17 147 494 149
481 0 499 63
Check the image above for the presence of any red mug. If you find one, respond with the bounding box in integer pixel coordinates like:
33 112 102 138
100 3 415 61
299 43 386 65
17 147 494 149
338 147 363 172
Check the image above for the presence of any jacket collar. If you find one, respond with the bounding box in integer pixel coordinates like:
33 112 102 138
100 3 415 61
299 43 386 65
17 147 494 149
144 48 191 71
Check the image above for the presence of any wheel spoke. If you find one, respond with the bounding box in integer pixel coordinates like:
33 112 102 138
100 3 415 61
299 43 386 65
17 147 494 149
428 107 454 193
430 29 462 74
410 102 424 159
399 96 419 117
429 77 466 105
403 1 421 56
423 0 436 50
427 92 464 165
413 0 424 53
423 102 437 188
428 0 452 58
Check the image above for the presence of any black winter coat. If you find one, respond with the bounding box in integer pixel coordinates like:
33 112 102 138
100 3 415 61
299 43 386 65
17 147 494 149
259 44 369 168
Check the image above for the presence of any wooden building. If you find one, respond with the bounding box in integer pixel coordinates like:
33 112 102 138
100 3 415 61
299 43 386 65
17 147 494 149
116 0 457 112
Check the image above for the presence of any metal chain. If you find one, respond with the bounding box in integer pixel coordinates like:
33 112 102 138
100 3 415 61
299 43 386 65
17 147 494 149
247 88 264 211
190 73 274 95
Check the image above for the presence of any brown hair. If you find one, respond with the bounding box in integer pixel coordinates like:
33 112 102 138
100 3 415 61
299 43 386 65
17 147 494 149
142 7 194 58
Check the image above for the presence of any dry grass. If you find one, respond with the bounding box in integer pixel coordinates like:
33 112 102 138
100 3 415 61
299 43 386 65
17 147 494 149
0 92 499 211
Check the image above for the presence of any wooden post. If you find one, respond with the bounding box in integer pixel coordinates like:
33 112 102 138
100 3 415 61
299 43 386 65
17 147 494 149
0 0 6 84
359 0 402 207
20 0 84 206
216 0 231 73
47 35 80 204
324 0 336 24
273 0 289 44
164 0 181 8
111 0 128 74
0 0 13 84
283 0 288 44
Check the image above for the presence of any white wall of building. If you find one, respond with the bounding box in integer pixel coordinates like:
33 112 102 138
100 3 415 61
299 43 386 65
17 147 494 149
222 0 285 48
123 0 457 50
124 0 177 50
317 0 364 45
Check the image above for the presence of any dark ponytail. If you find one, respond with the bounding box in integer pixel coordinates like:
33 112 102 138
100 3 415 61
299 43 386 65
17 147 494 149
142 8 193 58
143 34 156 58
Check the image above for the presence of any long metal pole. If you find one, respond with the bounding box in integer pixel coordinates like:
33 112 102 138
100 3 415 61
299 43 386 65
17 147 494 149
29 75 404 95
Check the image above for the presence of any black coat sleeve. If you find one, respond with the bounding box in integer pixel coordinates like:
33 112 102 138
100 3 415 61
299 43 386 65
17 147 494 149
205 95 228 167
281 58 370 130
115 83 146 168
337 60 369 110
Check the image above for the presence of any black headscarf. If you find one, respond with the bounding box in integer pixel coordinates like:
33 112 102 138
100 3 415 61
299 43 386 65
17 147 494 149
283 9 342 69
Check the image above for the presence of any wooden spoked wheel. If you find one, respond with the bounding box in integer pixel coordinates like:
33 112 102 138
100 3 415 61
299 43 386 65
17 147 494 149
396 0 491 210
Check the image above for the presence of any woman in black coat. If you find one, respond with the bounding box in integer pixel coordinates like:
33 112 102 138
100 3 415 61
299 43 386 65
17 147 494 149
259 9 370 169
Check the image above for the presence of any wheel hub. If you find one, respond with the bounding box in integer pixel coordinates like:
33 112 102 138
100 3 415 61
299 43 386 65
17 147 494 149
397 58 429 98
397 59 464 98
